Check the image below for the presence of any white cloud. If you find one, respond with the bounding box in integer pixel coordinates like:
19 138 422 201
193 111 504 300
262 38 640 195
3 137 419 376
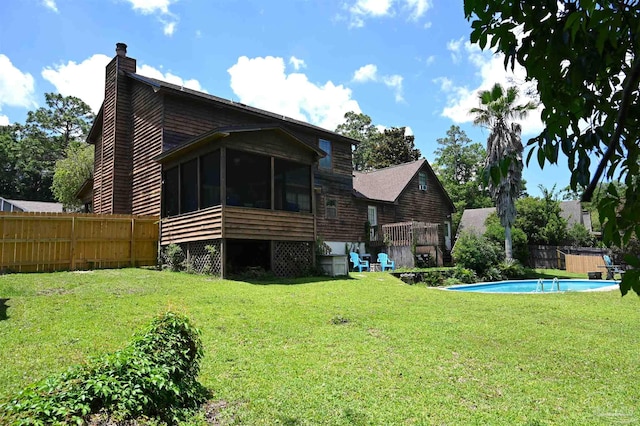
137 64 206 93
352 64 378 82
42 54 111 112
124 0 178 36
404 126 414 136
382 74 404 102
446 37 464 63
425 55 435 65
423 21 432 29
352 63 403 102
42 53 205 113
437 41 543 136
162 20 176 36
124 0 173 14
0 54 37 115
227 55 361 131
42 0 58 12
346 0 431 27
0 115 9 126
404 0 431 21
289 56 306 71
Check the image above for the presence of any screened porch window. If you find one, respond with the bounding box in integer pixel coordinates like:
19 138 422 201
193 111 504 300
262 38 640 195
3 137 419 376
226 149 271 209
163 167 179 217
200 150 221 208
274 158 311 213
180 158 198 214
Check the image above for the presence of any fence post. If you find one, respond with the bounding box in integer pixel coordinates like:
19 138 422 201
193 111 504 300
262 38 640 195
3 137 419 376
130 217 136 267
70 215 76 270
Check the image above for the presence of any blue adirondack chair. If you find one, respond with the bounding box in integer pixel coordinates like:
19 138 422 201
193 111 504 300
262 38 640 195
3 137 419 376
349 252 370 272
603 255 625 280
377 253 395 271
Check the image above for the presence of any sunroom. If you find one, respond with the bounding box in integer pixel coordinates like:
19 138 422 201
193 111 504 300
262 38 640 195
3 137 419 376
155 125 325 277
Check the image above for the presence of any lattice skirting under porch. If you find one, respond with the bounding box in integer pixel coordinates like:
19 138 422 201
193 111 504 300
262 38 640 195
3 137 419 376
273 241 313 277
161 240 222 276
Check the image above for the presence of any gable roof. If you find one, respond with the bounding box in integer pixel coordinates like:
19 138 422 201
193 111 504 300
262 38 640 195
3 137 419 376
353 159 455 209
1 197 64 213
458 201 593 236
124 72 359 147
457 207 495 235
154 125 326 164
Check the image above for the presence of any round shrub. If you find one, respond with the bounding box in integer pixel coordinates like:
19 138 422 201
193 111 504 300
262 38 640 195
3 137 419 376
452 232 503 276
499 258 526 279
452 266 479 284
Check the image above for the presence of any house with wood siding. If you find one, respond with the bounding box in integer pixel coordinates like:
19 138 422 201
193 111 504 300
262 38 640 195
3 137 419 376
86 43 454 276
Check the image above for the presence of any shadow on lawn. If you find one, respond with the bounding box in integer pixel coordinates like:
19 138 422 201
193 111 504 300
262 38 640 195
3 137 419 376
0 298 9 321
235 275 355 286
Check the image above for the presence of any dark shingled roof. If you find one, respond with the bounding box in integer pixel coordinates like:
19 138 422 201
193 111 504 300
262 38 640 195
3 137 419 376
353 159 455 210
124 72 359 146
353 160 425 203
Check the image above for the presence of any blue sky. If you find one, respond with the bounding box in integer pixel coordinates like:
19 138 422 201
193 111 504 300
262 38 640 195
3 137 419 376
0 0 572 197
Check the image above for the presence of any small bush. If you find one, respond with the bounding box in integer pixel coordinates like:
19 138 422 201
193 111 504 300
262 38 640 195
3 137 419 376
499 258 526 279
483 266 503 282
3 312 208 425
164 244 185 272
452 232 503 276
444 277 462 286
452 266 479 284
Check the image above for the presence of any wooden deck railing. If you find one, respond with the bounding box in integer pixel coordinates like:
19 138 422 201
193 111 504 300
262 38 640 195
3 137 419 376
371 221 440 247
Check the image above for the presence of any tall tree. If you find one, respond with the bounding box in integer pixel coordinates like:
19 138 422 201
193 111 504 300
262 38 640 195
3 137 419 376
52 141 94 210
335 112 421 170
433 125 492 232
464 1 640 294
335 111 380 171
470 83 536 259
370 127 421 169
0 94 94 202
26 93 94 151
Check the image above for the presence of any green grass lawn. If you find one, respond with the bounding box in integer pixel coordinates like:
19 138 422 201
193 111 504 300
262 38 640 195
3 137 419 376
1 269 639 425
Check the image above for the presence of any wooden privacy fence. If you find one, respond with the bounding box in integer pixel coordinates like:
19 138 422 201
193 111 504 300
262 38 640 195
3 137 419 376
564 253 606 274
0 212 159 272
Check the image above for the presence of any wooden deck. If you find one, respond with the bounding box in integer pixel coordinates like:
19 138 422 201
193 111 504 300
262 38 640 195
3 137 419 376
370 221 440 247
160 205 315 245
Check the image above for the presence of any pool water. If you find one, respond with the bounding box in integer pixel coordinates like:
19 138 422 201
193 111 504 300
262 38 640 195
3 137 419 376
446 279 618 293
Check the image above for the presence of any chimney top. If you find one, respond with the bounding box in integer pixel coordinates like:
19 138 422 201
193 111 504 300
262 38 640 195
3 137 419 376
115 43 127 57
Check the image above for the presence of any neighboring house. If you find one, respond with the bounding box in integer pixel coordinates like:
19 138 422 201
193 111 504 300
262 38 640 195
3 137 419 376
458 201 594 236
0 197 64 213
85 43 454 276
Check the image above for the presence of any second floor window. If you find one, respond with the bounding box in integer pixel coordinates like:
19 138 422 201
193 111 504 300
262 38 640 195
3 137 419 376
418 171 427 191
325 198 337 219
319 139 332 170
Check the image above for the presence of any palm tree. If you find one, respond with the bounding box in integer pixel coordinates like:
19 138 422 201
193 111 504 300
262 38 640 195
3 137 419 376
470 83 536 259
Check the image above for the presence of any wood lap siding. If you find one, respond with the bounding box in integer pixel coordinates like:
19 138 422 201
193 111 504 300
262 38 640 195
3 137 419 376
93 133 103 214
314 137 362 242
162 96 271 151
131 83 163 216
161 206 223 245
160 206 314 245
224 207 314 241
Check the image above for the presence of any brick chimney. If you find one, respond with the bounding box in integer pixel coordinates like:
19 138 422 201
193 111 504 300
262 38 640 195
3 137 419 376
93 43 137 214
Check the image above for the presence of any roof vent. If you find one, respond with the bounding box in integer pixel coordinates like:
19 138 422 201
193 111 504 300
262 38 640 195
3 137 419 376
115 43 127 57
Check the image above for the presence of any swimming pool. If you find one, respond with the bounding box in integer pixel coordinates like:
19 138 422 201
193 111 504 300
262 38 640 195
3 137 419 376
446 279 619 293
